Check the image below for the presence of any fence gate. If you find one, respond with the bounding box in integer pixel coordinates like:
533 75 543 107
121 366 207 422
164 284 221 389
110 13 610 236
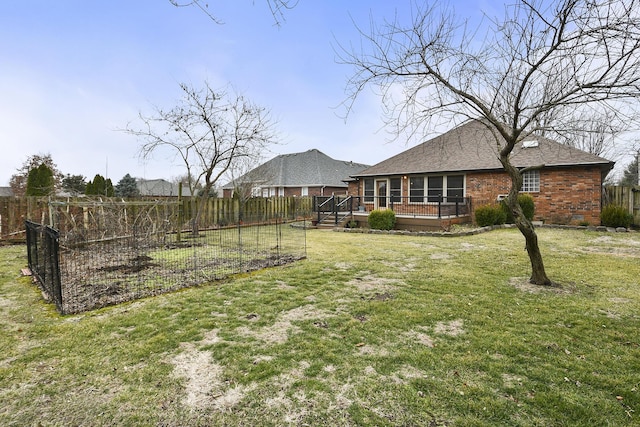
25 220 63 312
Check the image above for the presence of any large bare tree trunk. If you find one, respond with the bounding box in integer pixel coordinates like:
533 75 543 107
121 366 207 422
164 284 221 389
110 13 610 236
514 211 552 286
502 152 552 286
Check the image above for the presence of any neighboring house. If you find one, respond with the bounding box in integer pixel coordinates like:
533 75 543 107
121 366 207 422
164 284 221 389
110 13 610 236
349 120 614 228
0 187 14 197
222 149 369 198
137 179 193 197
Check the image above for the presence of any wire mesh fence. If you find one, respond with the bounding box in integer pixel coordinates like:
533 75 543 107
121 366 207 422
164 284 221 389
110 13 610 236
25 220 63 312
26 198 309 314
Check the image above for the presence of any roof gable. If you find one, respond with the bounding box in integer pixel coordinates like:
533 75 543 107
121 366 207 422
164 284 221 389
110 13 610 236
354 120 614 177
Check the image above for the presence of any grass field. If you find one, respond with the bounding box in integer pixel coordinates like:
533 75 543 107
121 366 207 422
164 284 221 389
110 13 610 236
1 227 639 426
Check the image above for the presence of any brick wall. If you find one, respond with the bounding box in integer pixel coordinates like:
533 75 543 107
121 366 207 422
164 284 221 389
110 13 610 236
467 166 604 225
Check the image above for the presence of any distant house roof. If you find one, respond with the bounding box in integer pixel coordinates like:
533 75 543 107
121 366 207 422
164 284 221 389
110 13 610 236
222 149 370 189
0 187 14 197
353 120 614 177
137 179 192 197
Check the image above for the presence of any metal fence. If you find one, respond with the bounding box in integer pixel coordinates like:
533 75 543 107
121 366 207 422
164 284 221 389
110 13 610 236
26 220 63 312
25 198 308 314
314 195 472 218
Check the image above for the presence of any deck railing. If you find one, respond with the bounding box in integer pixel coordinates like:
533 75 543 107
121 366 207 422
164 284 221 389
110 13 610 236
384 196 471 218
313 195 471 221
314 195 355 224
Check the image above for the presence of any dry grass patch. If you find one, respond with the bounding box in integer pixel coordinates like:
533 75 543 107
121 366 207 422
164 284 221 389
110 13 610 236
346 274 403 294
170 328 253 412
236 304 335 344
434 319 465 336
508 276 577 294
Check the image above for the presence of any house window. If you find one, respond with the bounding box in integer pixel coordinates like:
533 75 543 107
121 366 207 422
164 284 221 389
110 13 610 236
522 170 540 192
301 187 308 196
409 177 424 202
390 177 402 203
427 176 443 202
446 175 464 202
364 179 374 203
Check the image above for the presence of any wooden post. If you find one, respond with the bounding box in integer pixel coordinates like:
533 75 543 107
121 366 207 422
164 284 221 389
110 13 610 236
176 182 182 243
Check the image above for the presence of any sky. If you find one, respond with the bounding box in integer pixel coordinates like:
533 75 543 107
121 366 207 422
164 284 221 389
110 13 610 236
0 1 633 187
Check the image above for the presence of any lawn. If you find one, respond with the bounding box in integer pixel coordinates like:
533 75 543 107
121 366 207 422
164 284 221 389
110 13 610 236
0 227 639 426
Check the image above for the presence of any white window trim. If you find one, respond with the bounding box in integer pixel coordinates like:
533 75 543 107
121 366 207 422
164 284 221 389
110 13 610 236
521 170 540 193
410 174 466 204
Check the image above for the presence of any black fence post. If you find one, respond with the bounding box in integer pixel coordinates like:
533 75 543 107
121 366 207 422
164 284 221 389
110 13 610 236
26 221 63 314
45 226 62 313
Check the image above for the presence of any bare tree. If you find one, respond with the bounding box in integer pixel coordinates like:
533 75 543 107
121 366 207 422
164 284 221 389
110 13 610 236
340 0 640 285
224 155 268 200
533 107 626 161
125 81 278 235
169 0 298 26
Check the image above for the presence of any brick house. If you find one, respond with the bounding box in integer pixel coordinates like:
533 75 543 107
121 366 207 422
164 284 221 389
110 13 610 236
222 149 369 198
348 120 614 229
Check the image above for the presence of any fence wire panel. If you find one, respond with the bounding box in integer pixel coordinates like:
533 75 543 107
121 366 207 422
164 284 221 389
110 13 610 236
25 221 63 312
35 199 307 314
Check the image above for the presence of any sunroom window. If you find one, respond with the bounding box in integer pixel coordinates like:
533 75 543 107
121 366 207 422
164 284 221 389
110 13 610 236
364 178 374 202
446 175 464 202
390 178 402 202
409 177 424 202
427 176 443 202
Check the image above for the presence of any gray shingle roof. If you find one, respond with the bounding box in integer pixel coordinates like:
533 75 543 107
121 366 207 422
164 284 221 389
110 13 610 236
223 149 370 189
137 179 192 197
0 187 14 197
353 120 614 177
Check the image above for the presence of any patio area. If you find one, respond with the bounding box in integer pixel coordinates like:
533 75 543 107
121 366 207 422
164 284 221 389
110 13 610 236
314 195 473 231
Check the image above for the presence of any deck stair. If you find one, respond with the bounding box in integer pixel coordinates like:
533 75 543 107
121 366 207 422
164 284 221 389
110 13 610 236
316 212 352 228
313 195 356 228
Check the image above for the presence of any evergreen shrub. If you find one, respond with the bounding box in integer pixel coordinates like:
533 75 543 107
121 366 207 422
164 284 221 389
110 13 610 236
368 209 396 230
600 205 633 228
500 194 535 223
475 204 507 227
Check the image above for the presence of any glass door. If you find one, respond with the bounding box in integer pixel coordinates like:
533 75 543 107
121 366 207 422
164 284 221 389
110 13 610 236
376 180 387 209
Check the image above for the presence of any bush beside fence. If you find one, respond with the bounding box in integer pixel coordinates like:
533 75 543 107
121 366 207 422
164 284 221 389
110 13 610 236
604 186 640 227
